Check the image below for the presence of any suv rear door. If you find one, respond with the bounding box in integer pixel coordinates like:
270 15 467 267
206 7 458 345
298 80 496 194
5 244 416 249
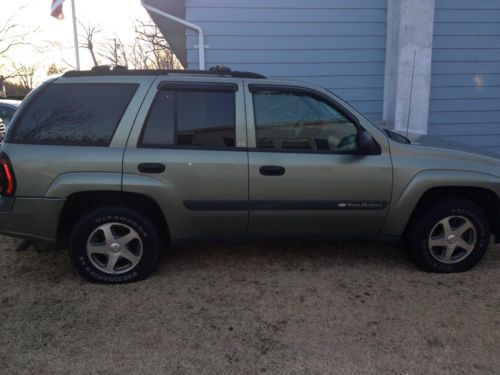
123 76 248 241
245 82 393 237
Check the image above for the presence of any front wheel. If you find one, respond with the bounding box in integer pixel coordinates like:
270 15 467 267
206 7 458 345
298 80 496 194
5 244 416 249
407 199 490 273
70 207 163 283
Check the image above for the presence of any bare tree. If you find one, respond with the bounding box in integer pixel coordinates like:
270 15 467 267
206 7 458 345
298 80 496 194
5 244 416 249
0 6 33 58
47 63 69 76
80 23 101 67
78 19 178 70
1 62 27 97
0 73 13 97
11 63 37 91
0 72 15 88
131 20 175 69
15 103 93 143
100 37 128 67
128 39 149 69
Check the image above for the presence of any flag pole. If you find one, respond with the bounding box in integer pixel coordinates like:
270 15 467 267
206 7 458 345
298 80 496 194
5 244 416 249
70 0 80 70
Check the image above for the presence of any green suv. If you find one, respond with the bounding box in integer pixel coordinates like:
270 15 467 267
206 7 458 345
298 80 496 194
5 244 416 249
0 66 499 283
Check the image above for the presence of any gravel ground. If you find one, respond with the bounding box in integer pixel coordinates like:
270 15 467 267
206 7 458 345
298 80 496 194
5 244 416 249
0 235 499 375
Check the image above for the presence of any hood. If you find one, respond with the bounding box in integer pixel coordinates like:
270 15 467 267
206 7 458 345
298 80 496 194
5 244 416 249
396 131 500 161
386 130 500 181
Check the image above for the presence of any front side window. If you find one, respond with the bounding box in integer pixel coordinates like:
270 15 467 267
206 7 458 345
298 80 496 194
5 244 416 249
141 89 236 148
10 83 138 146
253 90 358 152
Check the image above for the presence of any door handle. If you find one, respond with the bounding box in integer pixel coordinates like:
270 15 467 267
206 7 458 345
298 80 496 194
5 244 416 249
259 165 285 176
138 163 165 174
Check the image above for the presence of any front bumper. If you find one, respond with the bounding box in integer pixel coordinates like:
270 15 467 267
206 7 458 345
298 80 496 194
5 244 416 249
0 197 65 244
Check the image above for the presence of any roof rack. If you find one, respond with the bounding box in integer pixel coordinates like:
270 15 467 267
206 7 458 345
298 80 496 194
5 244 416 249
62 65 266 79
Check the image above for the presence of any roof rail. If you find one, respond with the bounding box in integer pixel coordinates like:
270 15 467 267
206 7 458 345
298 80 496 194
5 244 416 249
63 65 266 79
90 65 128 72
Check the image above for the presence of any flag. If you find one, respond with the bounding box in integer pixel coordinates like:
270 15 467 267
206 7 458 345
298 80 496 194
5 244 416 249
51 0 64 20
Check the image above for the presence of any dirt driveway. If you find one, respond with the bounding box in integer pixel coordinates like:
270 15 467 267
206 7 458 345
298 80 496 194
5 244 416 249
1 235 499 374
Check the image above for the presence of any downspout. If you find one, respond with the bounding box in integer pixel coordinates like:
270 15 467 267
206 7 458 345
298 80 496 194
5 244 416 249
141 1 206 70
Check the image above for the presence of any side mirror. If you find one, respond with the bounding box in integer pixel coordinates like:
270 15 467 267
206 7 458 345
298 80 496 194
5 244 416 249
358 130 381 155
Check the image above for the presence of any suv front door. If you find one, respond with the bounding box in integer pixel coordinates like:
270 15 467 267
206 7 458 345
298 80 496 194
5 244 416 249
245 83 393 237
123 77 248 241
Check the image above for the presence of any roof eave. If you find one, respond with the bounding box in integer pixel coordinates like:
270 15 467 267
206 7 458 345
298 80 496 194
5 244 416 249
142 0 187 67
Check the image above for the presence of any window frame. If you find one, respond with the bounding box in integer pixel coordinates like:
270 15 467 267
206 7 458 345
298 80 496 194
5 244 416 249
7 82 138 147
248 84 368 155
138 82 240 151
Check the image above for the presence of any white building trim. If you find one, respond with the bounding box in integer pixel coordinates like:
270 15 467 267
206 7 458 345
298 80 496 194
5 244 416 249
383 0 436 135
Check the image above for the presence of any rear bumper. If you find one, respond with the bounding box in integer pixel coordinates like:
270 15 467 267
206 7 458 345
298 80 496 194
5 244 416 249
0 197 65 244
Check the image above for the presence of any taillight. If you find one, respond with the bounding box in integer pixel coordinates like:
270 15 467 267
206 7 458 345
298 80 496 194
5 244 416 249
0 152 16 196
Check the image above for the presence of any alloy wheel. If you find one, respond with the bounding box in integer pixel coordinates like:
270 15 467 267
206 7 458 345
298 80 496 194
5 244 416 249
427 215 476 264
86 222 143 274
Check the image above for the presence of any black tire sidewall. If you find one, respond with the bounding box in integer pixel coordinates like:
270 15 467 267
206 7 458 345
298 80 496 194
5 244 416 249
409 200 490 273
70 207 161 284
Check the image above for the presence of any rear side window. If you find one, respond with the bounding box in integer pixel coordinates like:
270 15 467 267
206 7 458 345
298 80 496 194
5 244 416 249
140 89 236 148
10 83 137 146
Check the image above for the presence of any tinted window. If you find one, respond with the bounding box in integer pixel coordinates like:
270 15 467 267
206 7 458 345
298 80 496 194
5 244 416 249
140 91 175 146
0 107 15 127
10 83 137 146
253 91 358 152
141 90 235 148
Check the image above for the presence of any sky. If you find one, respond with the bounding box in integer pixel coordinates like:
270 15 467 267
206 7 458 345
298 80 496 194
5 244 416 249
1 0 152 81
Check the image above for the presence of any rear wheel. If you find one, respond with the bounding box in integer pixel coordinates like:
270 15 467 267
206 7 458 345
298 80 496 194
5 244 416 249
407 199 490 273
70 207 162 283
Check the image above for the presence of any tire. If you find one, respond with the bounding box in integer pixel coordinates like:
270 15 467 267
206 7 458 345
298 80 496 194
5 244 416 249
407 198 490 273
69 206 162 283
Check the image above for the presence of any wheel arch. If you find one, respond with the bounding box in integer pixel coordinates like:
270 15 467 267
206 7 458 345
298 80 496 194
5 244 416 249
56 191 170 248
402 186 500 242
382 170 500 241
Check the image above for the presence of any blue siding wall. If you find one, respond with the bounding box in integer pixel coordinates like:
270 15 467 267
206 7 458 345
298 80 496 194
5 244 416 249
430 0 500 155
185 0 387 121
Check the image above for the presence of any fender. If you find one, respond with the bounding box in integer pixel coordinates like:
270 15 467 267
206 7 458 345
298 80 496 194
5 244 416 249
381 169 500 236
45 172 122 198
